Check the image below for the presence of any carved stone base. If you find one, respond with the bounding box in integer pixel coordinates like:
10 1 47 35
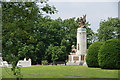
67 55 86 65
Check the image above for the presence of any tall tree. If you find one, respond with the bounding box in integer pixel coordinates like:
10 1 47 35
2 2 95 68
97 18 120 41
2 1 57 79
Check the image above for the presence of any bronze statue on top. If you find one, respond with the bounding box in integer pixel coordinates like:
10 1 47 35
79 15 86 28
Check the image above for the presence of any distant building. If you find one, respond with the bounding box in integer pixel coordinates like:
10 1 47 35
118 1 120 19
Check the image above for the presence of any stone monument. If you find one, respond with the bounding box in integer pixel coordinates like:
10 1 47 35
67 15 87 65
0 57 31 68
17 58 31 67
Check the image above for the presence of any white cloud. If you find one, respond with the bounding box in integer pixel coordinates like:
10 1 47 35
49 0 119 2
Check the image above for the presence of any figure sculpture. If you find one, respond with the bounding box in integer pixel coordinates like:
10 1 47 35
79 15 86 28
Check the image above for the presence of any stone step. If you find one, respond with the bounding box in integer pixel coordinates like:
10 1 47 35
66 62 80 65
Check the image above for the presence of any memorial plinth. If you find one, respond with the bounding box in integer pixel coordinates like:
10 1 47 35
67 27 87 65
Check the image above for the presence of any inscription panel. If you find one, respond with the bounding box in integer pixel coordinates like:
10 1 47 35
73 56 79 61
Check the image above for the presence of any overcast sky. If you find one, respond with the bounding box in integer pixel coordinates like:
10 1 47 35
49 0 119 2
44 0 119 32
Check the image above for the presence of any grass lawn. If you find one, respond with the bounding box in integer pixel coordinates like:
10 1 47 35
1 65 118 78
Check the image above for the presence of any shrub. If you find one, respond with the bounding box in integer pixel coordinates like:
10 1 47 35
86 42 103 67
98 39 120 69
41 60 48 65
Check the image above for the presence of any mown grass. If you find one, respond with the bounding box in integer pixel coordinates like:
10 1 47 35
2 65 118 78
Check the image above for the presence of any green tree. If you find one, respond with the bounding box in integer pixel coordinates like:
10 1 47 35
97 18 120 41
45 44 66 63
2 1 57 79
86 42 103 67
86 27 95 48
98 39 120 69
2 1 95 71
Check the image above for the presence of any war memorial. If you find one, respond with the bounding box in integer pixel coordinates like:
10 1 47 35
67 15 87 66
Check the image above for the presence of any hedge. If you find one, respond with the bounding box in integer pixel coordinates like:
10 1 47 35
86 41 103 67
98 39 120 69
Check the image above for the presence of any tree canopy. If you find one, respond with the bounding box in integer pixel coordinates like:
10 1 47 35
86 41 103 67
98 39 120 69
97 18 120 41
2 2 95 66
2 2 57 64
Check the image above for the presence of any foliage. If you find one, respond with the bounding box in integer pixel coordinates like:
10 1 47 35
2 1 95 66
2 1 57 79
45 44 66 62
97 18 120 41
86 27 95 48
39 17 95 62
86 41 103 67
2 1 57 63
98 39 120 69
41 60 48 65
11 67 23 80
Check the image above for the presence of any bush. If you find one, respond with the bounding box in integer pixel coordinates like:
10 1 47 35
41 60 48 65
86 42 103 67
98 39 120 69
